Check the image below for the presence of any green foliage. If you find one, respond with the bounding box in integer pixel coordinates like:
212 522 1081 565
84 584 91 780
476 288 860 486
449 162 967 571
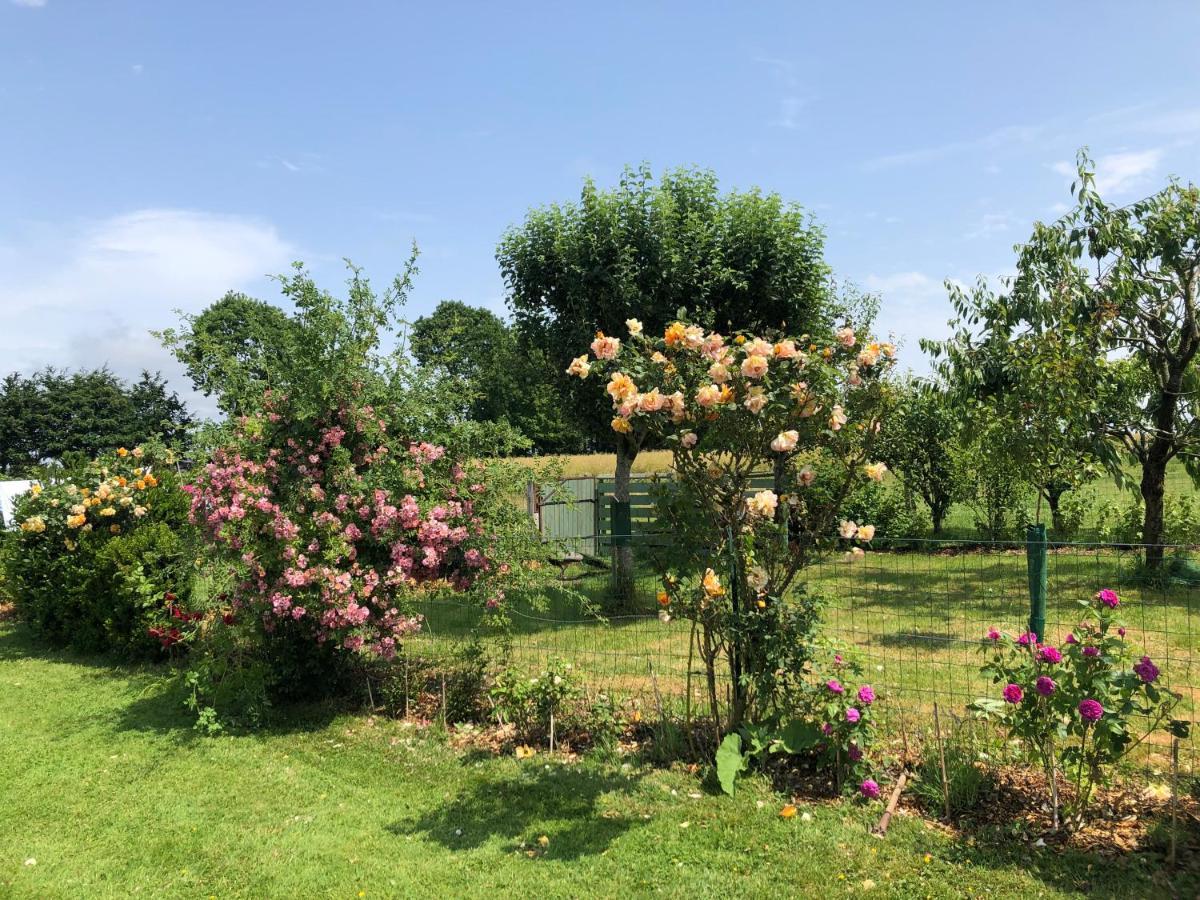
876 380 962 534
715 732 748 795
929 150 1200 566
3 443 194 659
162 291 299 417
499 163 843 453
489 656 583 745
912 718 995 818
0 368 191 475
840 480 931 543
410 300 580 453
953 428 1033 541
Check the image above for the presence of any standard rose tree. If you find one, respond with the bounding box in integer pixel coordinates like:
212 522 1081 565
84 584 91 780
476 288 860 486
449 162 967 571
572 317 895 730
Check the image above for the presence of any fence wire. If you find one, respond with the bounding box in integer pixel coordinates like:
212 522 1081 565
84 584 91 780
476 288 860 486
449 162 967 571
407 535 1199 770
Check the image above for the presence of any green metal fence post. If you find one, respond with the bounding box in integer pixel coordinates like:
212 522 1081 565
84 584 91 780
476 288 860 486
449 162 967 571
1026 523 1047 641
611 499 632 547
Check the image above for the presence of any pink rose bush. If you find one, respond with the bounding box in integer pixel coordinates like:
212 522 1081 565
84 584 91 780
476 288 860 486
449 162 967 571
184 390 502 660
977 588 1182 827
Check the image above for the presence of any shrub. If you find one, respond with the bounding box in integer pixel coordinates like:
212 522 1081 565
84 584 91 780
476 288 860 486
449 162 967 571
975 588 1183 828
173 263 546 728
489 656 585 748
570 318 895 734
3 443 194 659
715 650 880 798
840 480 931 544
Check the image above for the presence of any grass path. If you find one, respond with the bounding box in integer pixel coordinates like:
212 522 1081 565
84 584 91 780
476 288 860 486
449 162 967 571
0 623 1189 898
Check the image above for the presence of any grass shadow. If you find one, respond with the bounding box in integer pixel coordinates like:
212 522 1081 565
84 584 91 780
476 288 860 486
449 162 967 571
388 763 648 860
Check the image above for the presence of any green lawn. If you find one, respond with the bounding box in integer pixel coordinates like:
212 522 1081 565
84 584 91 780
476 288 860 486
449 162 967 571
0 622 1191 898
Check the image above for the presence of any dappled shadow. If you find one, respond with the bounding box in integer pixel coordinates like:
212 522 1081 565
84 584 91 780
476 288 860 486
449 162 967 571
388 763 649 860
871 629 959 650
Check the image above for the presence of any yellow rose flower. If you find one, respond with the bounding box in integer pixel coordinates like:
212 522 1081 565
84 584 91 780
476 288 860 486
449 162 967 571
117 447 129 457
611 417 632 434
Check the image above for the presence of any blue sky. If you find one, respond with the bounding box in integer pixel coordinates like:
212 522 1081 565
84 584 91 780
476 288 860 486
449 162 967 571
3 1 1199 416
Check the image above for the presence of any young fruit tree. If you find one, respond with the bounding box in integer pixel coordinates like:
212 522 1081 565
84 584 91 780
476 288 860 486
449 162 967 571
929 151 1200 566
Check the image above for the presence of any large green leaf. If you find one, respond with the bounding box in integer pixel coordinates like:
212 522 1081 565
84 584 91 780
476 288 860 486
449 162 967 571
715 733 747 796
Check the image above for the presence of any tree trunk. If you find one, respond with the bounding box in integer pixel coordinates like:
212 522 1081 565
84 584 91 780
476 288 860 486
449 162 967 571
929 498 948 536
1046 486 1065 536
1141 451 1169 570
611 436 638 605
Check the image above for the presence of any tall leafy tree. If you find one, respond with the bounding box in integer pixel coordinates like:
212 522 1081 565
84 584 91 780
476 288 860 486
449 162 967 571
0 368 191 473
929 151 1200 566
163 291 297 416
498 165 840 595
410 300 584 453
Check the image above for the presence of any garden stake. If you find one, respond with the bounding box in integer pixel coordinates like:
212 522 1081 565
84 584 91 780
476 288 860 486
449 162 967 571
873 771 908 836
933 703 950 820
440 672 447 729
549 708 556 752
1169 735 1179 867
648 659 667 737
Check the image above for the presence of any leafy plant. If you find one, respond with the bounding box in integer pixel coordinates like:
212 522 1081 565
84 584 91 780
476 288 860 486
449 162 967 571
974 588 1183 828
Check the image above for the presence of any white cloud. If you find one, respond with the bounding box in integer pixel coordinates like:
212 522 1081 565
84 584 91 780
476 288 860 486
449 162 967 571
862 124 1044 172
10 0 47 7
0 209 295 418
965 211 1018 240
1051 149 1163 196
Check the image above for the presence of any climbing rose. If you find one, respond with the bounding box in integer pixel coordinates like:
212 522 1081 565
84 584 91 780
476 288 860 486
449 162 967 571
859 779 881 800
1035 676 1056 697
1003 683 1024 704
1078 699 1104 722
1096 589 1120 609
1133 656 1160 684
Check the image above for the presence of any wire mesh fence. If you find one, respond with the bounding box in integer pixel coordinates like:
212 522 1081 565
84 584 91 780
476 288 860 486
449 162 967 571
407 535 1199 770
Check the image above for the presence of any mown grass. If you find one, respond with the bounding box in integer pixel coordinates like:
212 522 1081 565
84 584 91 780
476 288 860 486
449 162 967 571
0 622 1192 898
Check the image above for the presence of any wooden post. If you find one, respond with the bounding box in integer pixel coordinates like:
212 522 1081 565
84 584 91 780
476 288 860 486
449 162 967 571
1169 735 1180 867
874 772 908 836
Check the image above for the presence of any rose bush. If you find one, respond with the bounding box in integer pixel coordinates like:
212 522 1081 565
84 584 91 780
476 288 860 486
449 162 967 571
571 317 895 731
3 443 194 658
976 588 1183 827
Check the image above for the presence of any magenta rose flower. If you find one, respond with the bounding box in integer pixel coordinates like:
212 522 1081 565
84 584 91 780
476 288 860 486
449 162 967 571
1078 698 1104 722
1117 627 1126 637
986 627 1001 641
859 778 881 800
826 679 844 694
1017 632 1036 646
848 744 864 762
1003 683 1024 704
1064 633 1078 645
1096 589 1120 609
846 707 861 723
1035 675 1056 696
1133 656 1159 683
1039 646 1062 664
857 685 876 705
1083 646 1099 658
